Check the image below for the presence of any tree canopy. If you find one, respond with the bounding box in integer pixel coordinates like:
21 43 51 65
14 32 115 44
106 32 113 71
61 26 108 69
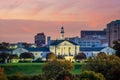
42 60 74 80
0 42 9 50
0 53 10 63
20 52 34 59
74 53 86 61
46 52 56 61
80 71 105 80
113 40 120 57
0 68 8 80
96 52 107 60
83 55 120 80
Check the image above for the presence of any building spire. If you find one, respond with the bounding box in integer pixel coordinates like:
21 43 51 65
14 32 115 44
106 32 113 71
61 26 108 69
60 26 65 39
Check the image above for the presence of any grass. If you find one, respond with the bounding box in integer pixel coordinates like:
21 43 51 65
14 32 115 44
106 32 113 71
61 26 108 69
0 62 83 76
72 62 83 74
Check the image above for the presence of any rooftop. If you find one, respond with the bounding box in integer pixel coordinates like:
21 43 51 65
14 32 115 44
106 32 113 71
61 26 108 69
26 47 49 52
80 47 105 51
81 31 106 35
50 39 79 46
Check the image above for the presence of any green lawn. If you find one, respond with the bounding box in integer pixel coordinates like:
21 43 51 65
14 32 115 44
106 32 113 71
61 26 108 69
0 62 83 76
72 62 83 74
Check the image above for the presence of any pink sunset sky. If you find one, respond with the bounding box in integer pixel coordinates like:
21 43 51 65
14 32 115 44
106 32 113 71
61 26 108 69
0 0 120 43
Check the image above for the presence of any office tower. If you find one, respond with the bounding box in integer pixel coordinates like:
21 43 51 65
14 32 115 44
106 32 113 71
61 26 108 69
107 20 120 47
35 32 46 47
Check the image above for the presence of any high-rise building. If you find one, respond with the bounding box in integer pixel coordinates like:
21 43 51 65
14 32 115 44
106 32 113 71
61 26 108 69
35 32 46 47
107 20 120 47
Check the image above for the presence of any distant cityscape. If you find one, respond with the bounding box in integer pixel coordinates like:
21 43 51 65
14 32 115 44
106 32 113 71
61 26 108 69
7 20 120 47
0 20 119 60
0 0 120 79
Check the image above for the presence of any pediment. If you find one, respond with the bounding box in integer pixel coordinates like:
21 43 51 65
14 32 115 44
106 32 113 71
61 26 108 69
58 41 75 46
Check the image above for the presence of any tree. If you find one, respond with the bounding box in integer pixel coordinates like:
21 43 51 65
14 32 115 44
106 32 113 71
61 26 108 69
9 54 18 63
9 54 18 59
22 43 31 48
0 68 8 80
20 52 34 59
56 70 77 80
0 53 10 63
96 52 107 60
83 55 120 80
74 53 86 61
46 52 56 61
20 52 34 62
0 42 9 50
8 72 23 80
113 40 120 57
42 60 74 80
79 71 105 80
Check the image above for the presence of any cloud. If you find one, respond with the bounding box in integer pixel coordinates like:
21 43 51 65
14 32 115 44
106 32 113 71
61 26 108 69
21 26 34 33
0 19 90 43
0 0 120 26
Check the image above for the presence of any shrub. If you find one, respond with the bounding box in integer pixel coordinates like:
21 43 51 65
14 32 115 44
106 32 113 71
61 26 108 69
79 71 106 80
42 60 74 79
0 68 8 80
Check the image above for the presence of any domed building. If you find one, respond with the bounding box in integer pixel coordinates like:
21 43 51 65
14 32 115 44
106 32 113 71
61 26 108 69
100 47 116 55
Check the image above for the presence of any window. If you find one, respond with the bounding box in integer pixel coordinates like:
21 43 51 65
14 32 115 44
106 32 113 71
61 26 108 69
87 42 91 46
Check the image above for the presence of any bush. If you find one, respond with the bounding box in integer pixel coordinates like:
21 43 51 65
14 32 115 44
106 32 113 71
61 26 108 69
83 55 120 80
42 60 74 79
0 68 8 80
79 71 106 80
8 72 23 80
31 75 45 80
19 60 32 63
46 52 57 61
8 74 45 80
56 70 78 80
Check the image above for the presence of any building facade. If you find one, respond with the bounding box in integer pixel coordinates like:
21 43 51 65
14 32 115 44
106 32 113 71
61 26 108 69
35 32 46 47
81 30 106 39
26 47 49 60
79 38 101 47
100 47 115 55
80 29 108 47
50 40 80 56
107 20 120 47
80 47 105 58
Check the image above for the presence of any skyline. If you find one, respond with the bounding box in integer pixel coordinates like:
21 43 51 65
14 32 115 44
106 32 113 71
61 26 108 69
0 0 120 43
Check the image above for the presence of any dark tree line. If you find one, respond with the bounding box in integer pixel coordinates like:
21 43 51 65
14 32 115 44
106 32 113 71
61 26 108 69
0 53 18 63
83 53 120 80
113 40 120 57
0 42 10 50
0 52 35 63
